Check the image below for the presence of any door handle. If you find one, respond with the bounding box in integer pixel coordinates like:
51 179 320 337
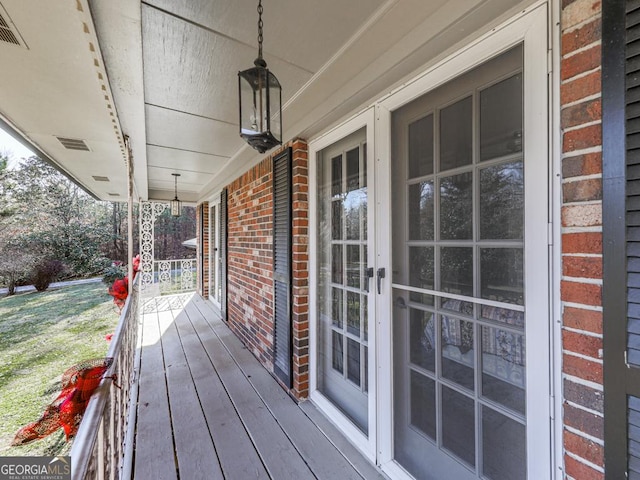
377 268 385 294
365 267 374 293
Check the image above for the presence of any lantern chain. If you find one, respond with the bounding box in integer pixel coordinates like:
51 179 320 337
257 0 264 59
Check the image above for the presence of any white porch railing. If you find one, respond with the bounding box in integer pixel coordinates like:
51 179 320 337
154 258 196 294
70 275 140 480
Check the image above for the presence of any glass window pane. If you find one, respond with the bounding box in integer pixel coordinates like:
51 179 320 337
440 172 473 240
363 292 368 341
347 291 360 337
480 74 523 162
480 305 525 328
332 331 344 373
332 200 343 240
439 97 472 172
441 316 475 391
482 326 526 414
410 308 436 372
347 245 360 288
409 181 434 240
332 287 343 328
410 371 436 440
409 114 434 178
332 155 342 196
441 386 475 467
364 346 368 392
347 147 360 192
482 406 526 480
440 247 473 297
345 189 364 240
347 338 361 386
480 248 524 305
480 161 524 240
331 244 343 284
409 247 434 305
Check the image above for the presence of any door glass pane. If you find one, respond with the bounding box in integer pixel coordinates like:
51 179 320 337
442 386 475 467
441 316 475 391
332 155 342 196
409 246 434 304
480 74 523 162
332 200 343 240
411 371 436 440
480 248 524 305
440 172 473 240
410 308 436 372
481 326 525 414
332 331 343 373
482 406 526 480
346 245 360 288
409 114 434 178
439 97 472 172
409 181 435 240
440 247 473 297
347 338 361 385
480 161 524 240
347 291 360 337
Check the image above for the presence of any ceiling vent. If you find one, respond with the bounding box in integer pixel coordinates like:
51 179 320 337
92 175 110 182
107 193 120 197
0 6 23 47
57 137 90 151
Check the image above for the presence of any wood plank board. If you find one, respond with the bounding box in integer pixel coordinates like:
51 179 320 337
183 299 316 480
157 306 224 479
134 307 178 480
172 302 270 480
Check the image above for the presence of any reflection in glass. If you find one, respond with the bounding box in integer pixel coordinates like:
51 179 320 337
480 248 524 305
347 338 361 386
332 331 343 373
332 200 342 239
480 74 523 162
364 346 368 392
347 147 360 192
332 287 343 328
482 406 526 480
480 305 525 328
441 317 475 391
410 309 435 372
482 326 526 414
440 172 473 240
347 291 360 337
440 97 472 172
410 371 436 440
409 247 434 305
332 155 342 197
332 244 343 284
345 189 365 240
440 247 473 297
409 114 434 178
480 161 524 240
347 245 360 288
363 295 368 341
442 386 475 467
409 181 434 240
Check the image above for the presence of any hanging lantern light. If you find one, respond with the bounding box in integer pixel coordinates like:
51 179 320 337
238 0 282 154
170 173 182 217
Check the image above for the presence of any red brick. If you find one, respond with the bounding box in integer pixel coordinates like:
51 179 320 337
564 430 604 467
562 232 602 254
564 453 604 480
563 124 601 152
563 178 602 202
562 329 602 358
562 44 601 81
562 152 602 178
563 306 603 334
560 71 601 105
564 403 604 440
562 18 601 56
563 353 603 384
562 256 603 280
561 280 602 306
561 98 601 128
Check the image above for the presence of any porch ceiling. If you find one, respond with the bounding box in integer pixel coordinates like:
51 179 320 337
0 0 530 203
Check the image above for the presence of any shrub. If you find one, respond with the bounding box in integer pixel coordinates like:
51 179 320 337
102 264 126 285
31 260 66 292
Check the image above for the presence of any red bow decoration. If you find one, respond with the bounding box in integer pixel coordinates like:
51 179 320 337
108 277 129 309
12 358 113 445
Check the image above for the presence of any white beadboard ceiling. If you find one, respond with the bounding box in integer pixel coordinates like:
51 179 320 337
0 0 530 203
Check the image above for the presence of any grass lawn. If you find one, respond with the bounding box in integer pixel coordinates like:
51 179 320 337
0 282 119 457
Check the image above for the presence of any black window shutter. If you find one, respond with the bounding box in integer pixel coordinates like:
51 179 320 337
220 188 228 321
273 148 293 387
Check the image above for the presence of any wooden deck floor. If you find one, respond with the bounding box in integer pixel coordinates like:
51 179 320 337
133 293 387 480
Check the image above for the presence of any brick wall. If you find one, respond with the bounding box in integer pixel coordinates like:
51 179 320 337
225 140 310 398
198 202 210 297
560 1 604 479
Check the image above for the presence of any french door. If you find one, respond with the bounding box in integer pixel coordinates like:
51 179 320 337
208 202 221 306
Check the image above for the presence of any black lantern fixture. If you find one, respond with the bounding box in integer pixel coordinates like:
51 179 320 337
170 173 182 217
238 0 282 154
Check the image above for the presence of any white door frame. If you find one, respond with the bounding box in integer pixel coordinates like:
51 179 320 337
208 196 221 308
309 106 377 462
376 3 551 479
